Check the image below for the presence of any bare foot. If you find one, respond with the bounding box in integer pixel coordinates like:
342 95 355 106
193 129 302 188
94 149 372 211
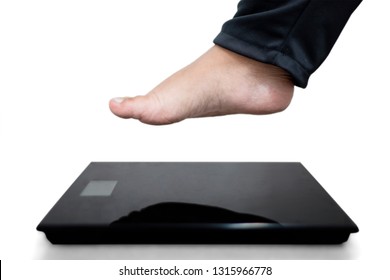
109 45 294 125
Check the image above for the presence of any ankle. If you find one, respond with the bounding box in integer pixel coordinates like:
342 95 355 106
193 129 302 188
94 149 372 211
213 45 294 113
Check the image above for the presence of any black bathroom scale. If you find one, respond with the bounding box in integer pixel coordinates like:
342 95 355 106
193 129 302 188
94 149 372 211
37 162 358 244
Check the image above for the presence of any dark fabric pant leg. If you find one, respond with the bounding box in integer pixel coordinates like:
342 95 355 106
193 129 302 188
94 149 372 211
214 0 362 88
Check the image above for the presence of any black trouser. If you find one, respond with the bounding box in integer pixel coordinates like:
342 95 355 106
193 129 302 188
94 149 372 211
214 0 362 88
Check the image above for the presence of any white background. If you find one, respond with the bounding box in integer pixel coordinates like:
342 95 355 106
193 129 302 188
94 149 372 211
1 0 390 277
